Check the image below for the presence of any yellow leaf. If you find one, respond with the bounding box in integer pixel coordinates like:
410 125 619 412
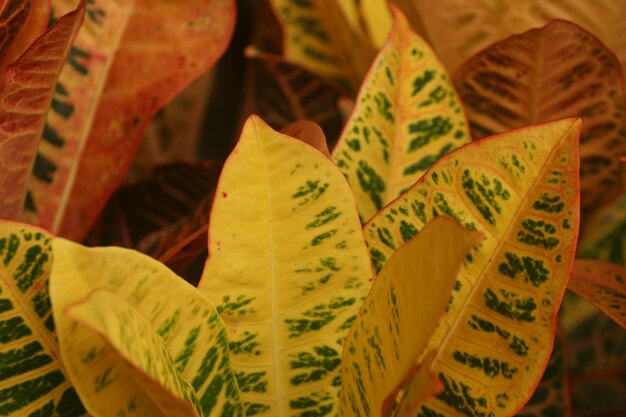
363 118 581 416
338 216 482 417
569 259 626 331
199 115 373 417
0 222 86 416
359 0 393 48
269 0 376 93
50 239 244 417
454 19 626 221
333 7 470 222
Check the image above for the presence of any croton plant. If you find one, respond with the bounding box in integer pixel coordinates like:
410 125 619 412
1 0 626 416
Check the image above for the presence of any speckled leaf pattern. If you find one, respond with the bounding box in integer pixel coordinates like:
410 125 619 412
516 324 572 417
0 3 84 219
569 259 626 330
333 8 470 222
0 222 86 417
454 19 626 219
0 0 50 74
49 239 244 417
25 0 235 241
269 0 375 93
363 119 581 416
198 116 372 417
338 217 482 417
400 0 626 75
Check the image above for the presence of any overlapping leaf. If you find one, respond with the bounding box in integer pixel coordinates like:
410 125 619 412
50 239 244 417
395 0 626 75
569 259 626 330
0 0 50 75
454 20 626 218
0 222 86 416
25 0 236 241
517 324 572 417
0 2 84 219
333 7 471 222
198 115 372 417
241 49 345 148
269 0 375 93
363 119 581 416
338 217 482 417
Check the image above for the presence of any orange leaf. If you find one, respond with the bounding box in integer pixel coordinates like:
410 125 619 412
25 0 236 241
569 259 626 330
0 1 84 219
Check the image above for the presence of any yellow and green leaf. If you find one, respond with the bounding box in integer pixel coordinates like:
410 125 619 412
0 222 86 416
569 259 626 330
25 0 236 241
333 7 470 222
269 0 375 94
0 2 84 219
338 216 482 417
198 115 373 417
396 0 626 75
49 239 244 416
363 118 581 416
454 19 626 219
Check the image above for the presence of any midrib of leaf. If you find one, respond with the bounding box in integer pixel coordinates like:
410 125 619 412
51 1 136 233
528 30 546 126
255 118 284 416
430 123 577 374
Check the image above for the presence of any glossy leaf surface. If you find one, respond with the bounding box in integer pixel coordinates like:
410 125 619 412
397 0 626 74
0 3 84 219
199 115 372 416
363 119 581 416
569 259 626 330
0 222 86 417
338 217 482 417
269 0 375 93
333 7 470 222
454 20 626 218
50 239 244 417
0 0 50 75
26 0 235 241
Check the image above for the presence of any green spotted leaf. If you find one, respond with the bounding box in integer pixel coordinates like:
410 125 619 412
198 115 372 417
569 259 626 330
363 119 581 416
269 0 375 94
338 216 483 417
454 19 626 220
332 7 470 222
49 239 244 417
0 222 86 417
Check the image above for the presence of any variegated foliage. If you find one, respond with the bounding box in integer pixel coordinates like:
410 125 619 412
0 223 86 417
569 260 626 330
338 217 483 417
517 324 571 417
393 0 626 75
333 7 470 222
269 0 375 94
0 2 84 219
363 119 581 416
24 0 235 241
0 0 50 75
454 20 626 219
199 115 372 417
50 239 244 417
